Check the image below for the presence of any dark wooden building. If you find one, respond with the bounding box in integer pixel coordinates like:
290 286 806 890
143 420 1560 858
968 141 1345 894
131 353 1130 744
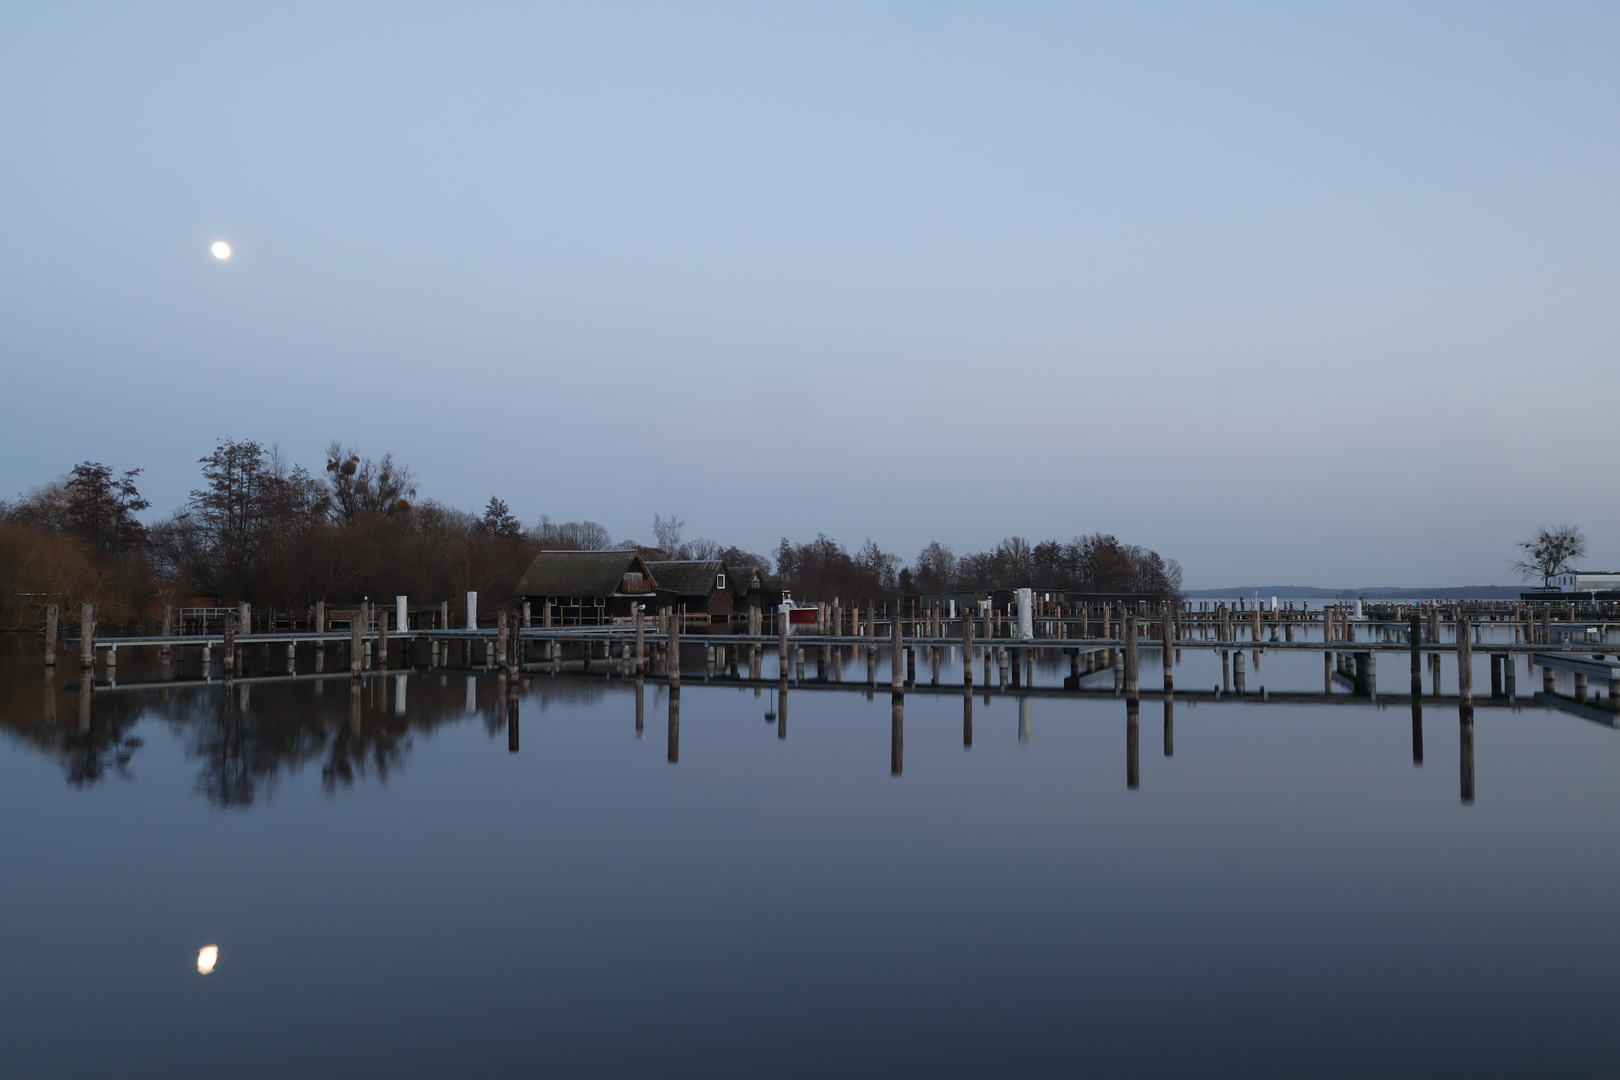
514 550 658 625
647 560 737 629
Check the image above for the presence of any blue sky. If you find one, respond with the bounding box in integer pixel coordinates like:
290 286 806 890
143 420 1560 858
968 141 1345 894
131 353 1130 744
2 1 1616 586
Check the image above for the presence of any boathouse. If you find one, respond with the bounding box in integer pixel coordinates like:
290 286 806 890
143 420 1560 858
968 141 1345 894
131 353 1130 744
514 550 658 625
647 560 736 629
1550 570 1620 594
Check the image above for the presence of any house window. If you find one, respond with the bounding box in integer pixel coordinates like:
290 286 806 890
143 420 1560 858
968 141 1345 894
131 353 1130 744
716 574 725 590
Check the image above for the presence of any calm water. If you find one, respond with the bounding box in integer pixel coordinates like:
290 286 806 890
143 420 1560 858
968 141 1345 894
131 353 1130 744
4 634 1620 1078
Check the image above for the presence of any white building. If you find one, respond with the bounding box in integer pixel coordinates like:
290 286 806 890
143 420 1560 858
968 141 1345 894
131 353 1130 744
1550 570 1620 593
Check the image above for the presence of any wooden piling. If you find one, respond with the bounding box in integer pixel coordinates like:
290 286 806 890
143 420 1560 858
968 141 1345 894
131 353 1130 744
1161 605 1173 692
668 615 681 689
1409 612 1422 697
1125 615 1139 702
963 610 974 687
635 604 645 671
223 615 236 678
891 611 903 691
80 602 95 673
378 610 390 670
510 615 522 680
44 604 58 667
1457 615 1473 708
350 616 362 680
779 608 790 679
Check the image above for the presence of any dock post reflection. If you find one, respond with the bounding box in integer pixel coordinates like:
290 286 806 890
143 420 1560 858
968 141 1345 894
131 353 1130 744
1460 707 1475 804
667 687 680 763
890 692 903 776
963 689 973 748
635 676 644 737
777 679 788 740
43 671 56 727
1018 695 1032 743
78 673 91 731
1163 693 1173 757
507 682 519 753
1126 699 1140 789
349 680 362 738
1412 701 1424 765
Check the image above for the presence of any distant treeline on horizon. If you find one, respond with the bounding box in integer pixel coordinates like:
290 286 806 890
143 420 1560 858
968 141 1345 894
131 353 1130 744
0 440 1182 629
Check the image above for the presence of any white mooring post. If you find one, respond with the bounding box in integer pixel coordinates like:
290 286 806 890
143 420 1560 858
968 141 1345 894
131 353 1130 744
397 596 408 633
466 591 478 631
1016 588 1034 642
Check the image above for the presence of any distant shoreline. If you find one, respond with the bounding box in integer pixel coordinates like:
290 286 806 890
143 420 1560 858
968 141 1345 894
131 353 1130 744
1182 585 1527 600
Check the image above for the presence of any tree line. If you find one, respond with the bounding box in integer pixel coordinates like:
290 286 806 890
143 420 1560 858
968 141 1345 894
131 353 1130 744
0 440 1181 630
772 534 1181 602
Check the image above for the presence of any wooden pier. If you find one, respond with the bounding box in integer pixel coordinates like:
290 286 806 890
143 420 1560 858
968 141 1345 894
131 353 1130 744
36 594 1620 716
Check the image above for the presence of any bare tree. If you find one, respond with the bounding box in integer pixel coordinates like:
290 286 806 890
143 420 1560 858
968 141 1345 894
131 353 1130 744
1513 524 1587 589
534 516 614 550
653 514 685 557
323 441 416 523
685 537 723 560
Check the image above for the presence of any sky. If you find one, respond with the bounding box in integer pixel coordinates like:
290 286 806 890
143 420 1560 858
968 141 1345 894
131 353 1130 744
2 1 1616 588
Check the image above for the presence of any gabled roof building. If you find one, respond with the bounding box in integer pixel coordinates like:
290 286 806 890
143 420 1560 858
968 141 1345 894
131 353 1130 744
647 560 736 626
514 550 657 625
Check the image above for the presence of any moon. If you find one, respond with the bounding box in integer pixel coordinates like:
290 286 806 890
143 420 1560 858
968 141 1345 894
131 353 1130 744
211 241 231 260
197 945 219 974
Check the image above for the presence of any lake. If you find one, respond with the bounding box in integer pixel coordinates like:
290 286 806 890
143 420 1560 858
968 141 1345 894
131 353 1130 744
3 634 1619 1078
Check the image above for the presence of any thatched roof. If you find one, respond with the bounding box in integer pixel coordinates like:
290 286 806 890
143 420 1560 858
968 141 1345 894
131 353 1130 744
515 550 654 598
646 560 727 598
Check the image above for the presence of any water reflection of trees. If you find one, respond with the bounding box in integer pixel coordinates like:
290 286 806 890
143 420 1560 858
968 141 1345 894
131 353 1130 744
163 674 536 807
0 669 147 787
0 638 606 805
